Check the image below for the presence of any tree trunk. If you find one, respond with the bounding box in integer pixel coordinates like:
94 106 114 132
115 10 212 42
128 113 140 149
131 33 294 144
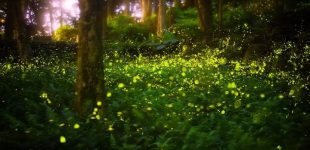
184 0 195 8
141 0 152 22
5 0 30 61
48 1 54 35
124 0 130 15
60 0 64 27
75 0 106 117
218 0 223 32
196 0 213 43
157 0 166 37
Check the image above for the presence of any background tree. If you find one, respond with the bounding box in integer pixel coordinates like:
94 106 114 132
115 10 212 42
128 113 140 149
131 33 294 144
196 0 213 43
141 0 152 22
4 0 30 61
184 0 195 8
157 0 166 37
75 0 107 117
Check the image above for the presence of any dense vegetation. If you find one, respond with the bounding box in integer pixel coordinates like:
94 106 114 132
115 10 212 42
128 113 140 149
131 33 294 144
0 0 309 149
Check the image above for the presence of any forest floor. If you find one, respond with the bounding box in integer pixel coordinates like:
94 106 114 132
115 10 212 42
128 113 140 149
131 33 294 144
0 49 309 149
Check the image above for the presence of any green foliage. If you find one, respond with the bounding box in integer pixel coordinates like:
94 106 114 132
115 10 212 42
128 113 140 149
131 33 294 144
107 15 151 42
0 46 309 149
169 8 200 40
52 25 78 43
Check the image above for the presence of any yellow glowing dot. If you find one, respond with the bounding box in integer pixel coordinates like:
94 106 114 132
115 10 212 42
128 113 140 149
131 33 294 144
234 100 242 109
97 101 102 106
60 136 66 143
108 125 114 131
118 83 125 88
181 72 186 77
194 80 199 85
278 94 284 99
289 90 294 96
221 110 225 115
117 111 123 116
73 123 80 129
227 82 237 89
208 104 215 109
260 93 265 98
166 104 173 108
146 107 152 111
106 92 112 97
96 115 100 120
93 108 98 112
40 92 48 98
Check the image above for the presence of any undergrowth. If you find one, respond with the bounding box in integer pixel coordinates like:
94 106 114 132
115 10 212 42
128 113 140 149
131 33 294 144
0 48 309 149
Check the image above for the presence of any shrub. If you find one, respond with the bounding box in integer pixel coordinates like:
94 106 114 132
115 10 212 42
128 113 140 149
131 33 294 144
52 25 78 43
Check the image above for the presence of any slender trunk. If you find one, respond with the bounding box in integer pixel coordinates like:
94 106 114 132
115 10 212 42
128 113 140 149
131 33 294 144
184 0 195 8
141 0 152 22
75 0 106 117
48 2 54 36
218 0 223 32
157 0 166 37
60 0 64 27
124 0 130 15
196 0 213 43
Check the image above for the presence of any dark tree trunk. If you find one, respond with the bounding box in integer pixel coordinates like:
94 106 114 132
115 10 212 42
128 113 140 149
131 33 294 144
75 0 106 117
184 0 195 8
5 0 30 61
157 0 166 37
218 0 223 33
196 0 213 43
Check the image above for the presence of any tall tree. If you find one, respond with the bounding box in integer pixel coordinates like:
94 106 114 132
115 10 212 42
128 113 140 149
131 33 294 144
48 1 55 35
157 0 166 37
141 0 152 22
218 0 223 32
124 0 130 15
184 0 195 8
5 0 30 61
196 0 213 43
75 0 107 117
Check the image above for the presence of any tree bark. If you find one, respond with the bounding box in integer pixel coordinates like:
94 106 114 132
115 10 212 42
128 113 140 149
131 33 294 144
75 0 106 117
157 0 166 37
141 0 152 22
218 0 223 32
184 0 195 8
5 0 30 61
48 1 55 36
196 0 213 43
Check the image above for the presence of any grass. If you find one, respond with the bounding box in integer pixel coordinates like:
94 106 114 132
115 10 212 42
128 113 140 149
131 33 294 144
0 48 309 149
